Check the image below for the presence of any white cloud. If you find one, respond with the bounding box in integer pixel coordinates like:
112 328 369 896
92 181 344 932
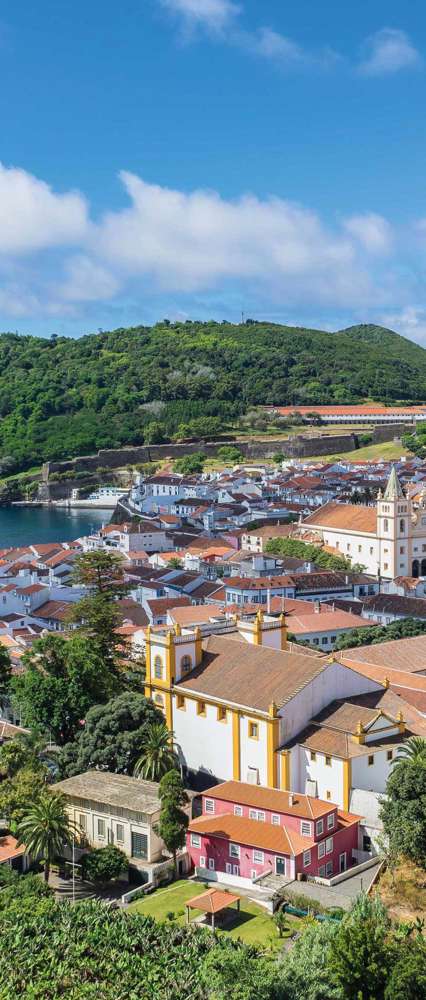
159 0 239 33
243 27 305 64
344 213 393 254
0 164 88 255
59 255 120 302
359 28 421 76
92 171 376 307
379 306 426 345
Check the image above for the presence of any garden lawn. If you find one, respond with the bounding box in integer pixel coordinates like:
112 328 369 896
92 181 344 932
127 880 285 951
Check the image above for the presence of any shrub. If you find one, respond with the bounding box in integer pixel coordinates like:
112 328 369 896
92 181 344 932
82 845 128 884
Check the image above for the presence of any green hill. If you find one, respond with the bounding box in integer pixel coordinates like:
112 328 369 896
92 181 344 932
0 320 425 472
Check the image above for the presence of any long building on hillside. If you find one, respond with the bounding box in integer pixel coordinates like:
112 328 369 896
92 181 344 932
267 404 426 424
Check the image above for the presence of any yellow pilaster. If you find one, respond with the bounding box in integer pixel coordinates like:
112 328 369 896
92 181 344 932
195 626 203 666
232 710 241 780
165 630 176 686
343 758 351 812
145 626 152 685
280 750 291 790
164 691 173 731
267 702 280 788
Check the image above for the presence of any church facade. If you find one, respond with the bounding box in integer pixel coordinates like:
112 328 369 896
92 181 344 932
301 468 426 580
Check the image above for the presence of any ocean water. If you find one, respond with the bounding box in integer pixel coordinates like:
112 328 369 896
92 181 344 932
0 506 112 548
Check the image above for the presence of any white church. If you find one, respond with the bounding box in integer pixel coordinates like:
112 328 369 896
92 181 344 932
301 467 426 579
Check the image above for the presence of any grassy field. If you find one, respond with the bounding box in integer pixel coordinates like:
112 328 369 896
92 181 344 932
127 879 287 951
378 859 426 926
306 439 412 464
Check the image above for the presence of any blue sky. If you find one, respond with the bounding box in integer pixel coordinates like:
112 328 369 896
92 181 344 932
1 0 426 341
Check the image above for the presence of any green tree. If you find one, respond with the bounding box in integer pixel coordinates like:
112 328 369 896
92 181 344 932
173 452 206 474
0 765 48 828
82 845 128 884
12 633 117 745
16 791 76 882
133 721 178 781
58 692 164 776
334 617 426 651
328 894 391 1000
154 769 189 874
168 556 183 569
385 940 426 1000
70 550 130 673
380 754 426 865
216 445 244 463
278 919 341 1000
264 537 352 571
0 643 11 698
393 735 426 765
200 947 281 1000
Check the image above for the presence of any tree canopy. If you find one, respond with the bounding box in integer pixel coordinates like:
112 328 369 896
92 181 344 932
1 321 426 473
58 692 164 777
264 536 357 571
12 633 119 745
334 617 426 651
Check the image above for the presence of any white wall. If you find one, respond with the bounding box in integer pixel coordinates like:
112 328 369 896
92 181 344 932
173 696 234 779
352 748 392 794
280 662 382 745
295 746 344 806
322 530 378 575
239 714 268 785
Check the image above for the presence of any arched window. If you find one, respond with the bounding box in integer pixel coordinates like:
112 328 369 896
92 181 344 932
383 518 389 532
400 519 405 533
421 559 426 577
412 559 420 578
154 655 163 679
181 655 192 675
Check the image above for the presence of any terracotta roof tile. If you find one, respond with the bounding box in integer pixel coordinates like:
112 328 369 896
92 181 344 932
303 501 377 534
178 635 325 712
203 780 334 819
188 812 314 856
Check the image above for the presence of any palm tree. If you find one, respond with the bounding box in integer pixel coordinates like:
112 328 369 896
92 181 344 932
133 721 178 782
393 736 426 766
16 791 76 883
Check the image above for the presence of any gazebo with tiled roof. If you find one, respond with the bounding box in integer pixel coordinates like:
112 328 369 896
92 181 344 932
185 887 240 931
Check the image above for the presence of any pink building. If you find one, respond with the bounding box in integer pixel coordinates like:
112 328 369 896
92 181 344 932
187 781 361 883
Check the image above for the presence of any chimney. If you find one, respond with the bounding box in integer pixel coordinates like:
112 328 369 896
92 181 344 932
267 588 271 614
288 792 294 806
314 600 320 614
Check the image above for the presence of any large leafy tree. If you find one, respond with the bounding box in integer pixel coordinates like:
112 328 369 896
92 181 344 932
385 940 426 1000
12 633 119 745
58 692 164 777
380 754 426 866
133 721 177 782
70 550 130 673
16 791 76 882
278 920 341 1000
154 769 189 874
327 895 392 1000
0 765 48 829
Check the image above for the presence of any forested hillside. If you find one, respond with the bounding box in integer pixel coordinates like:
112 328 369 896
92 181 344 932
1 320 425 472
